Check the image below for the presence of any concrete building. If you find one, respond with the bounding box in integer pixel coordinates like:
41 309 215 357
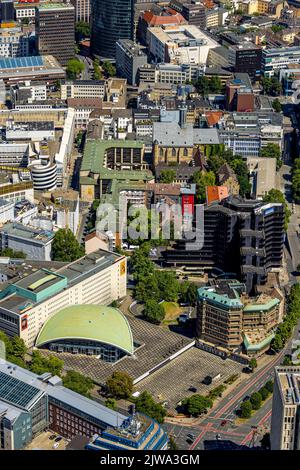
228 43 262 82
35 2 75 67
148 24 218 65
0 56 66 85
0 180 34 204
10 81 47 107
0 222 54 261
138 7 187 45
271 366 300 450
14 2 38 20
197 279 280 354
0 198 14 223
0 359 168 449
0 26 29 58
262 46 300 77
5 120 55 142
247 156 277 199
0 249 127 347
116 39 148 86
71 0 90 22
60 80 106 100
169 0 206 29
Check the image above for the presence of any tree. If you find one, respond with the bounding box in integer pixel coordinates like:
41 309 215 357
249 358 257 372
240 400 252 418
135 391 167 424
144 299 165 324
159 169 176 184
260 143 282 169
66 58 84 80
106 371 133 399
169 436 178 450
259 387 270 401
102 60 116 77
182 394 213 417
192 170 216 203
271 24 285 34
63 370 94 397
272 98 282 113
105 398 116 410
263 188 291 231
52 228 85 262
265 380 274 393
30 351 64 377
179 281 197 305
75 21 90 39
250 392 262 410
261 77 282 96
10 336 27 360
0 248 26 259
155 271 179 302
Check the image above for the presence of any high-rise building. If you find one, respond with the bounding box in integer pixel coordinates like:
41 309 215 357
115 39 147 86
35 2 75 66
91 0 134 59
0 0 15 22
228 43 262 82
163 196 285 294
70 0 90 22
169 0 206 29
271 367 300 450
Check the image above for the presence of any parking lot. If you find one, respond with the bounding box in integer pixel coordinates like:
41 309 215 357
25 430 69 451
137 346 243 411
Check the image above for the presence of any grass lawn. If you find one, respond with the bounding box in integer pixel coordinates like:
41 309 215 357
161 301 181 322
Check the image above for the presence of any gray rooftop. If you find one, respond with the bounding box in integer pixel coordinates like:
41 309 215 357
153 122 220 146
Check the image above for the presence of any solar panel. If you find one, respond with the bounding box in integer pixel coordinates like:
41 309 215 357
0 371 41 409
0 56 44 69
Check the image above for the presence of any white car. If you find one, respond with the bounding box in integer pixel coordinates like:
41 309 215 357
52 442 60 449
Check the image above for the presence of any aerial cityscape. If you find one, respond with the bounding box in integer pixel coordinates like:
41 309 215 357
0 0 300 460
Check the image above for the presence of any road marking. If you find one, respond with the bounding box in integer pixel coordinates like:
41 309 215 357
189 422 213 450
241 409 272 445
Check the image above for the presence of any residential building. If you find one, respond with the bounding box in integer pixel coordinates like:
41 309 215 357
14 1 38 20
148 24 218 65
0 249 126 347
225 76 255 112
60 80 106 100
66 98 102 128
91 0 134 59
115 39 148 86
35 2 75 66
217 163 240 195
206 185 229 205
270 366 300 450
0 359 168 449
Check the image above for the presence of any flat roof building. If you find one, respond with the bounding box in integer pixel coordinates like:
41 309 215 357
271 366 300 450
0 56 66 85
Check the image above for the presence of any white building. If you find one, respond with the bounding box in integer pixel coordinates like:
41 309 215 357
10 81 47 106
0 27 29 58
14 3 36 19
0 198 14 223
0 250 127 347
5 120 55 142
55 196 79 235
61 80 105 100
148 25 218 65
0 222 54 261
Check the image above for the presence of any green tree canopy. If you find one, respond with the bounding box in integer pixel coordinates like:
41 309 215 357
63 370 94 397
259 386 270 401
179 281 198 305
159 169 176 183
240 400 252 418
249 358 257 372
66 58 84 80
192 170 216 203
250 392 262 410
106 371 133 399
182 394 213 417
134 391 167 424
144 299 165 324
102 60 116 77
75 21 90 39
30 351 64 377
105 398 116 410
52 228 85 262
272 98 282 113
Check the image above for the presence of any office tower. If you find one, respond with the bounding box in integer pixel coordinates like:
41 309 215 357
35 2 75 66
71 0 90 22
90 0 134 59
0 0 14 22
271 367 300 450
169 0 206 29
115 39 147 86
228 43 262 82
163 196 285 294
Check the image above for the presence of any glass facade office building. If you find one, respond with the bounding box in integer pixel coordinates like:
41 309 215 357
91 0 134 59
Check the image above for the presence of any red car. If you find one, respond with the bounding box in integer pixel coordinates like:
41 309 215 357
221 420 227 427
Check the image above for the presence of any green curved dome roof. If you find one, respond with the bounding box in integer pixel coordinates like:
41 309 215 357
36 305 134 355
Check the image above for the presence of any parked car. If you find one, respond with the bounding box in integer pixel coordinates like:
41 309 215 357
188 386 197 393
221 420 227 427
54 436 62 442
49 434 56 440
52 442 60 449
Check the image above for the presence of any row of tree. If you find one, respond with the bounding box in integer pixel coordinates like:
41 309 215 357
239 381 273 419
271 283 300 351
292 157 300 203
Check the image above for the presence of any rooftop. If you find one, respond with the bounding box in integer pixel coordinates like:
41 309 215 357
36 305 134 356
